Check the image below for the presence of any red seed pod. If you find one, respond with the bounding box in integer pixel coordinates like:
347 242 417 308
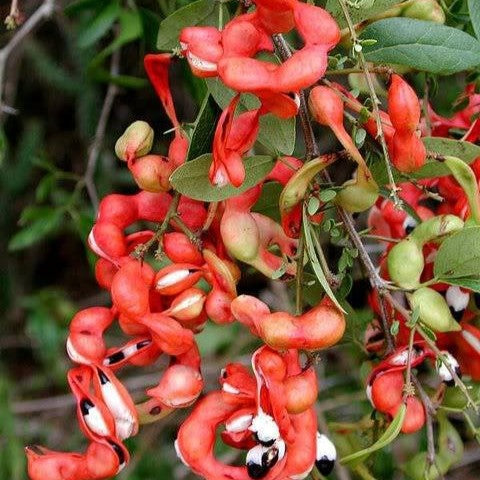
396 396 425 434
128 154 176 192
154 263 203 296
163 288 206 322
163 232 204 265
67 307 114 365
95 258 118 290
389 131 426 173
370 370 404 413
283 368 318 414
231 295 345 351
309 86 370 174
147 364 203 408
111 261 155 319
388 74 421 134
205 288 235 324
139 313 195 355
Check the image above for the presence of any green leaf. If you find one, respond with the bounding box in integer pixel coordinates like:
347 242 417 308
434 227 480 279
372 138 480 184
252 182 283 222
360 18 480 75
325 0 399 30
341 403 406 465
156 0 228 51
0 126 7 167
187 94 221 162
9 208 63 251
205 77 296 155
302 207 345 313
170 154 275 202
77 0 120 49
439 276 480 293
468 0 480 40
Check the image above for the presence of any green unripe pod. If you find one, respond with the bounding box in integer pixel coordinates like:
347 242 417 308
438 412 463 464
404 451 450 480
402 0 446 24
410 214 464 245
442 384 480 409
334 167 379 213
115 121 154 162
408 287 461 333
387 237 424 289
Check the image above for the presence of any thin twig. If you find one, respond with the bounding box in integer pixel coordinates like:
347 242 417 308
337 0 401 206
84 47 121 210
412 375 438 473
0 0 56 117
325 66 392 76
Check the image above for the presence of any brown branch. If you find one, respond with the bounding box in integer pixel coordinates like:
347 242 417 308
0 0 56 117
84 47 120 210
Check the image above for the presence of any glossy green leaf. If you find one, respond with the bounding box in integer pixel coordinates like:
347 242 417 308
360 19 480 74
325 0 399 29
156 0 228 51
434 227 480 279
468 0 480 40
187 94 221 161
205 77 296 155
170 154 274 202
77 0 120 49
341 403 406 465
252 182 283 222
439 276 480 293
302 207 345 313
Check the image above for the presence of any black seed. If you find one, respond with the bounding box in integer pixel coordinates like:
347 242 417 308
80 399 94 416
254 432 275 447
449 306 464 321
455 366 462 379
97 368 110 385
445 378 455 387
136 339 151 350
108 441 125 465
247 461 269 479
149 406 162 415
405 225 415 235
316 458 335 476
106 351 125 365
262 446 279 469
474 292 480 309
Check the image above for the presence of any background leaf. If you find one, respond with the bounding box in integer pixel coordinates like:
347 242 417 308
372 138 480 184
468 0 480 40
170 154 274 201
77 0 120 49
434 227 480 279
186 94 221 161
156 0 228 51
360 19 480 74
325 0 399 29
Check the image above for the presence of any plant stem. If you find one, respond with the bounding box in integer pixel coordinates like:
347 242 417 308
295 233 305 315
337 0 400 207
326 66 392 76
403 325 417 397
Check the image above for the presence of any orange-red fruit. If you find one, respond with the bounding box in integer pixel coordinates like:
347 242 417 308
388 74 421 134
389 132 426 173
371 370 404 413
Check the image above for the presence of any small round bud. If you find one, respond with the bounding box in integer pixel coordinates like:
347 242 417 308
115 121 154 162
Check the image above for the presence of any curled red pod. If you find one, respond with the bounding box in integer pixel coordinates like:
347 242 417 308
370 370 404 414
103 337 160 369
163 232 204 265
388 74 421 134
163 287 207 323
127 154 176 192
67 307 115 365
146 363 203 408
231 295 345 351
389 132 426 173
26 441 127 480
395 396 425 434
139 313 195 355
154 263 203 296
111 261 155 319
